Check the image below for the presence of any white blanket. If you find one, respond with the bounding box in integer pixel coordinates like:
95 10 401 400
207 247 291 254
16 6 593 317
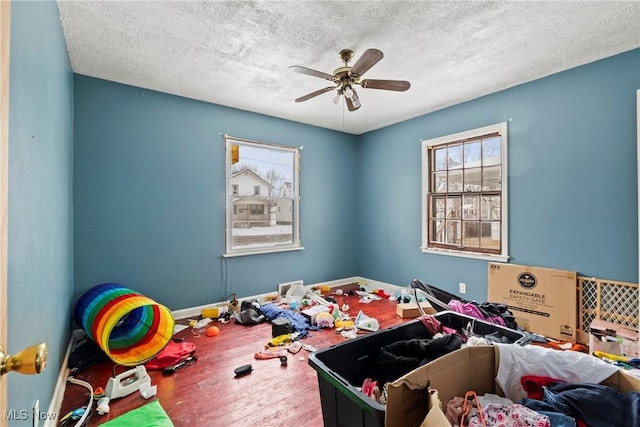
495 343 619 402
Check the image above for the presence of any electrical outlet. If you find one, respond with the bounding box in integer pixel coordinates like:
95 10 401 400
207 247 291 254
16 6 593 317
459 282 466 294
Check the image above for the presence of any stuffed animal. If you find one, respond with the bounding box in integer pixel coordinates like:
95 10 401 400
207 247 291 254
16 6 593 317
315 311 334 328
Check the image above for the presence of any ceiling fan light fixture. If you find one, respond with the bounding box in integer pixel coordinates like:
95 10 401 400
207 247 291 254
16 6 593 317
344 86 354 99
332 93 341 105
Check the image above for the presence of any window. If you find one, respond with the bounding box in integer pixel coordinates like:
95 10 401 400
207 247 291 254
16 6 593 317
422 123 508 261
249 204 264 215
224 136 301 256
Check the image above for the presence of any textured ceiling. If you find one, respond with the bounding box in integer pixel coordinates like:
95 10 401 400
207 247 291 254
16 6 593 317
57 1 640 135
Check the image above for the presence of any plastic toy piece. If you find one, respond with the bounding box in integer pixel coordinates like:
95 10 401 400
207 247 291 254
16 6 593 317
105 366 151 400
234 364 252 377
60 406 87 423
267 332 300 347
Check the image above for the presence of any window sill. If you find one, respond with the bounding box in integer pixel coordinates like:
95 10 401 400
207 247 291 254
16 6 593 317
223 246 305 258
420 247 509 263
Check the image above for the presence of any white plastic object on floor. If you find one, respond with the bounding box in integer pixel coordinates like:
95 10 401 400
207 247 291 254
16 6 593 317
139 380 157 399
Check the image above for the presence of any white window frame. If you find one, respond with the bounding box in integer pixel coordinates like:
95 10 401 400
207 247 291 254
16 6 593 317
224 135 302 257
421 122 509 262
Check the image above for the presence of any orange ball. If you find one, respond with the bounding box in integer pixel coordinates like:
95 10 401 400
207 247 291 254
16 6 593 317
206 325 220 337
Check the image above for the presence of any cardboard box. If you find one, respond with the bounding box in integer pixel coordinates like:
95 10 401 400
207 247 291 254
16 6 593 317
488 262 577 340
396 301 437 318
385 345 640 427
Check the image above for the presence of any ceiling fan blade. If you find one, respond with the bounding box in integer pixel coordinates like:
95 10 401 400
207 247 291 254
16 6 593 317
294 86 336 102
350 48 383 77
289 65 334 81
345 88 361 111
361 79 411 91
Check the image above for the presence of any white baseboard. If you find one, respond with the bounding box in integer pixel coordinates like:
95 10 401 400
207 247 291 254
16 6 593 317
45 329 86 427
171 276 400 320
48 276 404 420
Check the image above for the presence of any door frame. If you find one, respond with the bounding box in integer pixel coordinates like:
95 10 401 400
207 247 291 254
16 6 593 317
0 0 11 419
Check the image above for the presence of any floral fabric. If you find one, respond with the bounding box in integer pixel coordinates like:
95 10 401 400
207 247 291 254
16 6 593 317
467 403 550 427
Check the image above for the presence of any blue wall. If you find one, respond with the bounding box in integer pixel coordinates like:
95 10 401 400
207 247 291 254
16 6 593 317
8 1 74 423
357 49 640 302
73 76 358 309
6 1 638 416
74 50 640 308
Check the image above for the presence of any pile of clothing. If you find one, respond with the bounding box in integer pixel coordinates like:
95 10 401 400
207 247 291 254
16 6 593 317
446 380 640 427
359 314 523 405
488 344 640 427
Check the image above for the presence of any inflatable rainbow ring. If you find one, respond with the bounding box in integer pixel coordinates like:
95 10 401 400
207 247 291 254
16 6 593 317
74 283 175 366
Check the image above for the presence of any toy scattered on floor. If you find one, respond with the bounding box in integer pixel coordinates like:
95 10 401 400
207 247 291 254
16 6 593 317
202 294 239 320
191 318 212 329
59 406 88 425
206 325 220 336
302 344 318 352
74 283 175 366
255 341 302 359
96 396 110 415
315 311 334 328
139 379 157 399
328 304 341 320
234 364 252 377
163 355 198 375
201 305 228 319
105 365 151 400
267 332 300 347
334 319 355 330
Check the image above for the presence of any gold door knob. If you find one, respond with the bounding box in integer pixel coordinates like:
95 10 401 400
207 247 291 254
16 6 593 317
0 343 47 376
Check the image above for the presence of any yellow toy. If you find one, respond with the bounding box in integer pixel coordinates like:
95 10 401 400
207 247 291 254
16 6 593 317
335 319 354 330
267 332 300 348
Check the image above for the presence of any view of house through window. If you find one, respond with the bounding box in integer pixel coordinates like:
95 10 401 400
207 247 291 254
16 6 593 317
224 136 300 256
422 123 508 261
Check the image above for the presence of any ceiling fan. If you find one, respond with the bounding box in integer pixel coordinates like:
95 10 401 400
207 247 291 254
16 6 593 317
289 48 411 111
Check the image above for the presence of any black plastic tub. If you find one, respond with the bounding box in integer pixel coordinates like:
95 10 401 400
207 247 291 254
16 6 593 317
308 311 528 427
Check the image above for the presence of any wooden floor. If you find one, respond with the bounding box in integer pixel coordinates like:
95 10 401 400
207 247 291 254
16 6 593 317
59 292 409 426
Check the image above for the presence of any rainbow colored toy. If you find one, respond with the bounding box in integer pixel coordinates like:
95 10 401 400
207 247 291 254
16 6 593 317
74 283 175 366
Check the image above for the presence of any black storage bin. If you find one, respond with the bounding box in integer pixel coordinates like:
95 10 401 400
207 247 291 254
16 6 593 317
308 311 527 427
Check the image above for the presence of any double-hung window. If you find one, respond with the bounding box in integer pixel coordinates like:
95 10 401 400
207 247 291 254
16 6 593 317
224 136 301 256
422 123 508 261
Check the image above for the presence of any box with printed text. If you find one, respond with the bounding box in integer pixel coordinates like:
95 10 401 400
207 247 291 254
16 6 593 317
488 262 577 341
